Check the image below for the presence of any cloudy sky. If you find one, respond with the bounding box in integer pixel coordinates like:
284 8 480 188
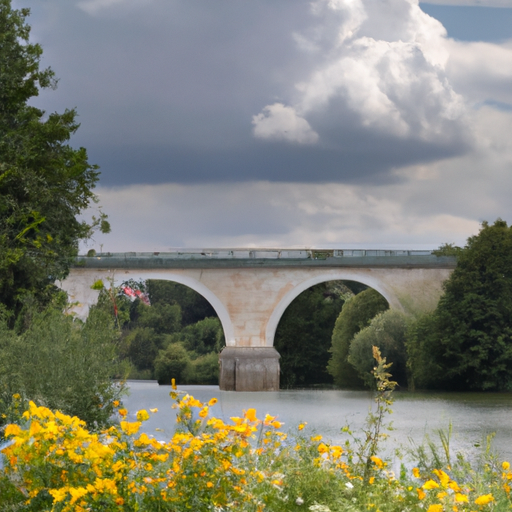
18 0 512 252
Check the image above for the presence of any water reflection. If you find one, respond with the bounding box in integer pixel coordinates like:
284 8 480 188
124 381 512 461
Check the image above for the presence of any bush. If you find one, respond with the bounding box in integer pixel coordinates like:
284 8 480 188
188 351 219 385
154 343 191 385
348 309 409 388
327 288 389 387
0 306 125 431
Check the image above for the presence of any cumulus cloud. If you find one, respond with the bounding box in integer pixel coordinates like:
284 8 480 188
252 103 319 144
253 0 468 148
445 40 512 106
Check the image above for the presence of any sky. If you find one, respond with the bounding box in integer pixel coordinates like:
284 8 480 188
16 0 512 252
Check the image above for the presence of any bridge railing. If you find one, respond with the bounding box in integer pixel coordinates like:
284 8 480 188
82 249 436 260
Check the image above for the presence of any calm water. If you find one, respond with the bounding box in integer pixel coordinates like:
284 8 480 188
124 381 512 461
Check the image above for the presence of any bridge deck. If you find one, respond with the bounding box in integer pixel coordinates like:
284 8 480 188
76 250 456 269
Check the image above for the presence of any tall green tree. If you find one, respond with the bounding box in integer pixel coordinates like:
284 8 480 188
274 282 346 388
327 288 389 388
410 220 512 391
0 1 108 319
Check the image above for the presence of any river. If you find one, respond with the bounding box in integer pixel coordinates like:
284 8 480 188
124 381 512 463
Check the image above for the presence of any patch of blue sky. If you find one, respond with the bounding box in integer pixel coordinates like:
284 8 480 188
419 4 512 42
478 100 512 111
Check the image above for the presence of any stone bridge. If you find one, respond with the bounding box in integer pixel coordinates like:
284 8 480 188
59 249 456 391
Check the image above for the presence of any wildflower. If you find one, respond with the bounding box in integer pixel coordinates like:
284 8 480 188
136 409 150 422
245 408 257 422
417 488 426 500
370 456 384 469
317 443 328 454
503 461 510 471
296 497 304 505
413 467 420 478
474 494 494 505
150 408 158 413
423 480 440 490
427 505 443 512
346 482 354 489
309 504 331 512
455 493 468 503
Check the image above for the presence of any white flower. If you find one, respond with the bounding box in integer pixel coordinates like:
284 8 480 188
309 504 331 512
296 497 304 505
346 481 354 489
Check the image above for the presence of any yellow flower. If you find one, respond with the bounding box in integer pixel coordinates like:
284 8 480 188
317 443 328 454
455 493 468 503
120 421 141 435
503 461 510 471
474 494 494 506
208 398 218 406
171 378 177 390
206 482 214 488
370 456 384 469
136 409 150 422
427 505 443 512
412 467 420 478
49 488 68 503
298 422 306 431
311 435 323 442
199 407 209 419
448 481 461 492
150 408 158 413
433 469 450 488
417 488 426 500
423 480 440 490
118 408 128 418
4 424 21 438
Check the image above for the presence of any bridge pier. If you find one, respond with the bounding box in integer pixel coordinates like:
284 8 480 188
219 347 280 391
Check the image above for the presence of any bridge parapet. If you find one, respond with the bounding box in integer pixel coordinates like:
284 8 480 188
76 250 456 269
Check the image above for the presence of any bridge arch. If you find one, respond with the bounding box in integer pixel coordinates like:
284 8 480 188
265 271 402 347
93 271 235 349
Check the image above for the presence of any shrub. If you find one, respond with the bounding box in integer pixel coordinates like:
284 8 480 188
348 309 409 388
154 343 191 385
0 306 125 432
327 288 389 388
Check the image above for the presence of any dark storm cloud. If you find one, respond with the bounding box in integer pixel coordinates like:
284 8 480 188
22 0 473 186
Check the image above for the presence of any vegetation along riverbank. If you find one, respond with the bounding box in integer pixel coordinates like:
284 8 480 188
2 349 512 511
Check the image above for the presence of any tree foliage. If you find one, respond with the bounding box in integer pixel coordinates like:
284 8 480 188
0 306 124 430
0 1 108 319
274 282 346 388
348 310 409 388
327 288 389 388
409 220 512 391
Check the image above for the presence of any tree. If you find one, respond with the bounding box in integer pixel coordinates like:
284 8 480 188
274 282 346 388
348 309 409 388
327 288 389 388
146 280 216 327
0 1 109 320
410 220 512 391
